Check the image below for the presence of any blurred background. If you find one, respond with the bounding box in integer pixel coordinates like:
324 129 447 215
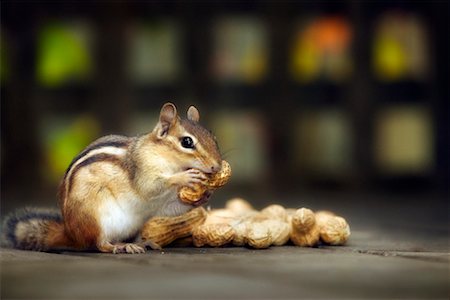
1 2 448 222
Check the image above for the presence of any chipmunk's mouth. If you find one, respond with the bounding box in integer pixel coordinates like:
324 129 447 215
188 159 221 175
183 167 213 175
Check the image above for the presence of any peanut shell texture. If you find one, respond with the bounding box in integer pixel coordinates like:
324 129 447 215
255 219 290 246
204 208 237 225
246 223 273 249
140 207 207 247
261 204 288 222
315 210 336 226
290 208 320 247
230 220 249 246
225 198 254 215
318 215 351 245
179 160 232 204
192 223 235 247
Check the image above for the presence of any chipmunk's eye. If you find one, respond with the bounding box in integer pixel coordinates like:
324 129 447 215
181 136 195 149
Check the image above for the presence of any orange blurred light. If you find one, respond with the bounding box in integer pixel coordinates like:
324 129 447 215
306 16 352 54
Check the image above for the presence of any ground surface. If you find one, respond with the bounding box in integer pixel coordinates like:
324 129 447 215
1 193 449 299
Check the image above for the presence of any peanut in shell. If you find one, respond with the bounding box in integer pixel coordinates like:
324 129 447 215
192 223 235 247
290 208 320 247
179 160 231 204
140 207 207 247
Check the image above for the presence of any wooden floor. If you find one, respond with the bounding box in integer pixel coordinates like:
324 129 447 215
1 193 449 299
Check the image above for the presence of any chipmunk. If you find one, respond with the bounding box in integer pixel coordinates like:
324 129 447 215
3 103 222 254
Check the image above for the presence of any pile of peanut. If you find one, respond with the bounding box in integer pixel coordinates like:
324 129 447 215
141 160 350 249
140 198 351 249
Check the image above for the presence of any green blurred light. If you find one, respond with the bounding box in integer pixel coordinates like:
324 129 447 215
44 115 100 183
37 22 92 87
0 33 8 84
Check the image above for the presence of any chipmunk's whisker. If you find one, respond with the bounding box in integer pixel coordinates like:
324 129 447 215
221 148 238 159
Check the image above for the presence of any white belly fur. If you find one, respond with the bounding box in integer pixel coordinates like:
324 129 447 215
98 189 192 243
99 193 147 242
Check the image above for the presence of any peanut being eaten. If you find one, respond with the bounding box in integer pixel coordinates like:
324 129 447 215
179 160 232 204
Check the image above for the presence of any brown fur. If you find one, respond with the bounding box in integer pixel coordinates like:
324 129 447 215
63 207 100 250
181 119 221 166
5 209 73 251
5 103 222 254
44 221 75 249
67 154 125 193
61 153 130 250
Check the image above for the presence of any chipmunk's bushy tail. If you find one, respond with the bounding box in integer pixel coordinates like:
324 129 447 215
2 207 73 251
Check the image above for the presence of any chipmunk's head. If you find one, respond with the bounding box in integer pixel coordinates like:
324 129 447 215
153 102 222 174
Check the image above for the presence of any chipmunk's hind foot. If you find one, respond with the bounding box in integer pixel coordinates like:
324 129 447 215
98 241 146 254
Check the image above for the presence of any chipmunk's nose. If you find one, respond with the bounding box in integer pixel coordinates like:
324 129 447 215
210 162 222 173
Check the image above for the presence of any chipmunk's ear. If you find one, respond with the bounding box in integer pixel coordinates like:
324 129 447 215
187 106 200 122
156 102 178 138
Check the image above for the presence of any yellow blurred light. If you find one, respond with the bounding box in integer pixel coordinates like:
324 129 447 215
374 36 407 81
375 106 434 174
372 12 428 81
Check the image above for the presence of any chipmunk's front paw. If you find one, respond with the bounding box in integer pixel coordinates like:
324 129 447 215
170 169 207 188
